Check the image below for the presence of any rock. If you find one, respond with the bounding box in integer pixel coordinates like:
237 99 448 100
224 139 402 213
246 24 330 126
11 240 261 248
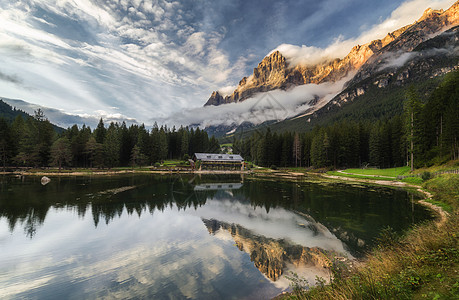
41 176 51 186
378 78 389 88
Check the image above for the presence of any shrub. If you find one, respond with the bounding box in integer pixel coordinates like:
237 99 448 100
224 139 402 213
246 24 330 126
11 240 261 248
154 162 161 168
421 171 432 181
270 165 278 170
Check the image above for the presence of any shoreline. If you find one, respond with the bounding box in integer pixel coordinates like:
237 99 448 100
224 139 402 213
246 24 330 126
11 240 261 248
0 169 253 176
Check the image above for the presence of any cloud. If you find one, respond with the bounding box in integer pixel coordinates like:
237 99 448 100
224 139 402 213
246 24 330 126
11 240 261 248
218 85 238 97
378 52 417 70
161 75 351 127
0 71 23 85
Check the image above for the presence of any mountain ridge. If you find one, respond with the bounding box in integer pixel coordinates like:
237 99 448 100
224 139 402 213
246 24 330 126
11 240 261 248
205 2 459 110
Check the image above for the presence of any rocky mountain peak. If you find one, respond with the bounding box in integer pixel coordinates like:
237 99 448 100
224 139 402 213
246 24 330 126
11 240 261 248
420 8 443 21
205 1 459 108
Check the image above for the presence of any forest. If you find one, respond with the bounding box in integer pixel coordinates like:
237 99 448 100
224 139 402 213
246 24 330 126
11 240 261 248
0 112 219 170
0 70 457 170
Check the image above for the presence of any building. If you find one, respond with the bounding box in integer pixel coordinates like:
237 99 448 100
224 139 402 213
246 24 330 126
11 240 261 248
193 153 244 170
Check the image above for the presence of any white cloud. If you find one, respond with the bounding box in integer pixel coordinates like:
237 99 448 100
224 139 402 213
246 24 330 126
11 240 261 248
218 85 238 97
378 51 417 70
162 75 351 127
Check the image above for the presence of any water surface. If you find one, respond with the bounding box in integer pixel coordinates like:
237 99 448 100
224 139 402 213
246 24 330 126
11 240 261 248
0 175 434 299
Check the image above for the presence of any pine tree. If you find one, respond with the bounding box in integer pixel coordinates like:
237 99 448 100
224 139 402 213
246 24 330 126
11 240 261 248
0 118 12 171
104 122 120 168
293 133 301 167
404 86 424 171
50 137 72 172
94 118 106 144
86 136 104 168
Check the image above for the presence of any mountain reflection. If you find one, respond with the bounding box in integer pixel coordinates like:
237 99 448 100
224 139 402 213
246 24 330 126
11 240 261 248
202 218 337 283
0 174 433 255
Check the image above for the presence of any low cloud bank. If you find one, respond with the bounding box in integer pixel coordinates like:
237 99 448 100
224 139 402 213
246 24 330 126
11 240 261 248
161 75 350 128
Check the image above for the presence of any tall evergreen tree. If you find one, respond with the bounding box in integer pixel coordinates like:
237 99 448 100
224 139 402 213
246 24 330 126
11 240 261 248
50 137 72 172
404 86 424 171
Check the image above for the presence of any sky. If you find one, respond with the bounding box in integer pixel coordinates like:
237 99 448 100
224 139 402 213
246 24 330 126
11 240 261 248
0 0 456 128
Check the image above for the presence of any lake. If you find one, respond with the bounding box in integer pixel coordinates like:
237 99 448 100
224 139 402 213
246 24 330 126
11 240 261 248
0 174 434 299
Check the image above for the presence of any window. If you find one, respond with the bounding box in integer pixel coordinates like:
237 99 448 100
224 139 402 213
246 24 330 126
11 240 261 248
218 156 223 159
207 155 211 159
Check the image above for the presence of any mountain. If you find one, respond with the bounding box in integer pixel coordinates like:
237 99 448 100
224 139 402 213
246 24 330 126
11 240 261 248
204 2 459 137
268 24 459 133
0 99 30 122
205 25 409 106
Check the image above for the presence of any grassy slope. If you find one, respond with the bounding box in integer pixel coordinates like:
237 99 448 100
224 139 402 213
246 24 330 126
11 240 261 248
287 172 459 300
343 166 410 177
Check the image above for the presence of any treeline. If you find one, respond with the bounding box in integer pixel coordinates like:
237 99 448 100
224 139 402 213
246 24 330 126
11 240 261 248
0 114 219 169
233 119 404 169
235 70 459 169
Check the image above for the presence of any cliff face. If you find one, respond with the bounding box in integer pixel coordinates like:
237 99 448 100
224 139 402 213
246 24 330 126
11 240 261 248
205 1 459 107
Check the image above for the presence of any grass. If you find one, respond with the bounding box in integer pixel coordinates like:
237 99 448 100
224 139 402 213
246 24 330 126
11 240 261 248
286 174 459 300
343 166 410 177
415 159 459 174
327 171 396 181
423 174 459 211
401 177 424 185
162 160 183 166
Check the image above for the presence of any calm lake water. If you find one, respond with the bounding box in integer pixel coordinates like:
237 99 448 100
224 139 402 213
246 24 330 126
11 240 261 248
0 174 434 299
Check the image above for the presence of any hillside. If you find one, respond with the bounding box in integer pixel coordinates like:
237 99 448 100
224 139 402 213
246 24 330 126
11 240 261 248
0 99 64 133
0 99 29 122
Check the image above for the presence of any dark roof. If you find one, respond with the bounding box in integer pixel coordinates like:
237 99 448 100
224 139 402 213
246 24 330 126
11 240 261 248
194 153 243 162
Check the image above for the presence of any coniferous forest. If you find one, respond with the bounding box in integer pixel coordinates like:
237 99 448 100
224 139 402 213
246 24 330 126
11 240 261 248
0 112 219 169
0 70 457 170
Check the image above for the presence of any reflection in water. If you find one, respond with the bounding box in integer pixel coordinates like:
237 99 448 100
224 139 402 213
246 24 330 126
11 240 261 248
202 218 334 285
0 174 434 299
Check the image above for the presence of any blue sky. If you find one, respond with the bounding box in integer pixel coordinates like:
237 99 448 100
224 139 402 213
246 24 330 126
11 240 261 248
0 0 455 128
